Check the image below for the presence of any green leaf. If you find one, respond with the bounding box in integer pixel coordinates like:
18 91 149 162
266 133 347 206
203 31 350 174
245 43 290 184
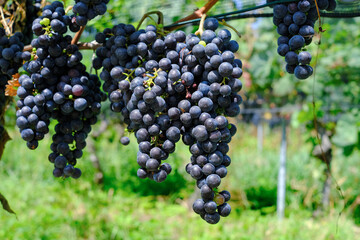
297 102 323 124
343 145 355 157
332 113 359 147
0 192 16 215
273 76 294 97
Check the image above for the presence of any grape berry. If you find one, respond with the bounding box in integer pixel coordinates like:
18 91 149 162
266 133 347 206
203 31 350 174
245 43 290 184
72 0 109 26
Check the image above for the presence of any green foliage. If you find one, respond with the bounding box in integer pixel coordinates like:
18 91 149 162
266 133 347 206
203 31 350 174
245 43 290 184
94 131 192 197
1 0 360 235
1 125 360 239
291 18 360 156
332 113 359 148
246 186 277 211
237 15 360 158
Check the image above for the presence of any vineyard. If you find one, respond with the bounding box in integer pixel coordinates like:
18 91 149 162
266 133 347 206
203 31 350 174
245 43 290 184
0 0 360 239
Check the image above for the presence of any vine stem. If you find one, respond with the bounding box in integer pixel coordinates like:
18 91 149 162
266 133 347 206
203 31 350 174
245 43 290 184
219 19 242 38
77 41 102 50
167 0 219 31
136 11 164 31
71 25 86 45
0 7 11 36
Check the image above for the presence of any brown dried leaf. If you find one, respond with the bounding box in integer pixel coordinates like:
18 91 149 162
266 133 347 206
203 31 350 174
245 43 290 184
5 73 20 97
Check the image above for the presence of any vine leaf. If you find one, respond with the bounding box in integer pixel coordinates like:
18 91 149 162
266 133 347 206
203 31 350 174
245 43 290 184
332 113 359 148
0 192 16 215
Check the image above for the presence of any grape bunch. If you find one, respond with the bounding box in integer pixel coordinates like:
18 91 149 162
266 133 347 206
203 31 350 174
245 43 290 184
0 28 25 105
0 29 25 78
32 1 81 34
273 0 337 79
23 0 43 45
16 1 105 179
93 23 182 183
0 28 26 136
93 17 243 224
72 0 109 26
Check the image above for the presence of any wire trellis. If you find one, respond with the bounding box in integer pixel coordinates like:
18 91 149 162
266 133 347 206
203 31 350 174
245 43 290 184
164 0 360 29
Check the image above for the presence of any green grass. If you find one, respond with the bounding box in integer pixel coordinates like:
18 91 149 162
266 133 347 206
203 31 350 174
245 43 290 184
0 124 359 240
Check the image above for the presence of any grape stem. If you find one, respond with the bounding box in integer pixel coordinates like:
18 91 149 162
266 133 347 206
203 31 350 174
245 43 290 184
195 14 207 36
71 25 86 45
144 68 162 90
185 88 192 99
65 6 73 14
166 0 219 31
123 68 136 82
314 0 325 32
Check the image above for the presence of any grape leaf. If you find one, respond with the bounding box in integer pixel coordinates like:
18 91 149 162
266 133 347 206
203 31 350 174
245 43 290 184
273 76 294 97
0 192 16 215
332 113 359 147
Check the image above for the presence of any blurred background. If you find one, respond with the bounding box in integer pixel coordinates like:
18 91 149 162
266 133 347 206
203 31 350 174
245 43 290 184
1 0 360 239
